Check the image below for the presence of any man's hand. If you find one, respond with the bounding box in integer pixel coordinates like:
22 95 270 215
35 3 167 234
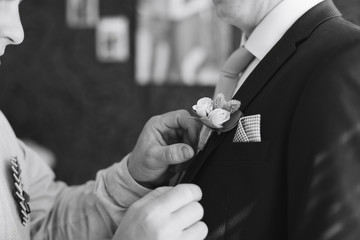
128 110 201 187
114 184 208 240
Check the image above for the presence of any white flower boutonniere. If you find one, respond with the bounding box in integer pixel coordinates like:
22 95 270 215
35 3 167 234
192 93 241 134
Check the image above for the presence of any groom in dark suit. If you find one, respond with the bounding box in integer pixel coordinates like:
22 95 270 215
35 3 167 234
180 0 360 239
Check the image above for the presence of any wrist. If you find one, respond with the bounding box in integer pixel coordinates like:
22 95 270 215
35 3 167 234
127 153 167 189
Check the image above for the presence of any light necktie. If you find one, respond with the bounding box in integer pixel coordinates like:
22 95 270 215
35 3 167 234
214 46 254 101
197 46 255 151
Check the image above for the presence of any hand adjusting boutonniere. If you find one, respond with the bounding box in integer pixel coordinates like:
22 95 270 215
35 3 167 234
192 93 243 150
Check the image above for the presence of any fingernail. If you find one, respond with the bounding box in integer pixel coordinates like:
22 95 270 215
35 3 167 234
182 147 191 159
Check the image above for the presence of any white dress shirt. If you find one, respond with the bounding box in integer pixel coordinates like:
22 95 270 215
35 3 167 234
233 0 325 95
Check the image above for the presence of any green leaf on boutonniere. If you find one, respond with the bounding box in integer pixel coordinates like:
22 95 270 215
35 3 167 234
213 93 240 114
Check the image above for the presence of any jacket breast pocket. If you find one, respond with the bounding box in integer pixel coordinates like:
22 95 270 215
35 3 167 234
214 141 270 164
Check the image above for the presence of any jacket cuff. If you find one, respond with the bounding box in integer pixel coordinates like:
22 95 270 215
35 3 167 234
94 154 151 208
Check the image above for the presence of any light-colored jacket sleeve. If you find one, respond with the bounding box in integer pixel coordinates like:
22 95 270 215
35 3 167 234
21 142 151 240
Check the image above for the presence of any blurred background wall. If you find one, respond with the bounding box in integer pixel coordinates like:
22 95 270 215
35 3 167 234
0 0 359 185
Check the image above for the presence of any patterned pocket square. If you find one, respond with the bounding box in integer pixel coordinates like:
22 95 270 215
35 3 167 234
233 114 261 142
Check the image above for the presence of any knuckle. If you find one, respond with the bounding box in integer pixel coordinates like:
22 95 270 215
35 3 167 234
140 209 174 240
197 221 208 239
177 109 189 116
128 200 142 213
176 184 202 201
193 201 204 219
149 115 160 125
164 147 176 164
142 207 162 228
153 186 171 194
186 201 204 221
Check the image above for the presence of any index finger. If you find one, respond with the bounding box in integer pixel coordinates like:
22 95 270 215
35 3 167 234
150 184 202 213
135 186 174 207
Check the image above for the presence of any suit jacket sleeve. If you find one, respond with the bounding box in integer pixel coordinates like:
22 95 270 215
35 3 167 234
23 142 151 240
287 42 360 239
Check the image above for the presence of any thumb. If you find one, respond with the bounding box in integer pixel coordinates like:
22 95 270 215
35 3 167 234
159 143 195 165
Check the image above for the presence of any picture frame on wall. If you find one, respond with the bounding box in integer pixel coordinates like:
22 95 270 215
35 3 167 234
135 0 233 86
66 0 99 28
96 17 130 63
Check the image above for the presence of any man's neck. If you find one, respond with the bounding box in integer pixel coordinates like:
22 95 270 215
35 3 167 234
242 0 283 36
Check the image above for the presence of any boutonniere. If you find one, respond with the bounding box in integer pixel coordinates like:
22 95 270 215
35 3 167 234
192 93 242 134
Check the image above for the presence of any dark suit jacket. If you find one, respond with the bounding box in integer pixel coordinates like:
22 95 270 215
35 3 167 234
181 1 360 239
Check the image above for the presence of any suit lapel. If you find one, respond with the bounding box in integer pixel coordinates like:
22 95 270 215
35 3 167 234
181 0 342 183
235 0 341 112
181 131 226 183
233 35 296 112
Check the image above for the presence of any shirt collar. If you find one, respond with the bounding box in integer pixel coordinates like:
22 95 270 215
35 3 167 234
244 0 325 60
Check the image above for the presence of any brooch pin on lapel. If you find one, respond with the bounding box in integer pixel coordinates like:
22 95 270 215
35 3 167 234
10 156 31 226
